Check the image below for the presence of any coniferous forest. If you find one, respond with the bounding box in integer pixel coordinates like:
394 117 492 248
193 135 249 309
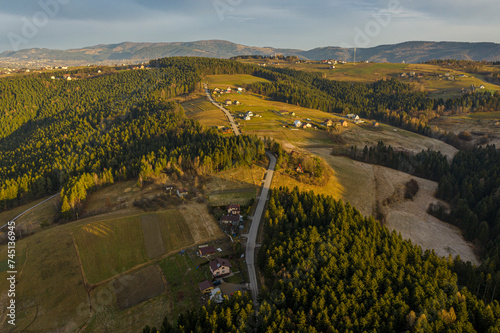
0 58 265 215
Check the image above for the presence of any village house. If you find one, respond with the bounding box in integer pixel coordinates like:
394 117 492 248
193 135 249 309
227 204 240 216
199 245 216 257
303 123 312 129
324 119 334 127
346 114 360 121
340 120 348 127
225 99 232 106
210 258 232 277
294 120 302 128
372 121 380 127
245 111 253 117
226 87 232 93
244 115 251 121
198 280 214 294
221 214 239 225
234 100 241 105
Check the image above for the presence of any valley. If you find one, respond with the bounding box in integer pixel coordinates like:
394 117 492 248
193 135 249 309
0 57 499 332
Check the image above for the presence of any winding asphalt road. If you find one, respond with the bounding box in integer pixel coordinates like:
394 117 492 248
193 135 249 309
244 152 276 305
204 83 241 136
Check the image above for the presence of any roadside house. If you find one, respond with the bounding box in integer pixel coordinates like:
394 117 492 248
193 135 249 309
227 204 240 215
210 258 232 277
198 280 214 294
221 214 239 225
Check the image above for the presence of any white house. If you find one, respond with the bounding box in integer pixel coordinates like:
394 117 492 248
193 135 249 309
294 120 302 128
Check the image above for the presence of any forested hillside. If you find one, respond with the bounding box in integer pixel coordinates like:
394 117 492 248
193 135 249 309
0 59 265 214
145 188 500 332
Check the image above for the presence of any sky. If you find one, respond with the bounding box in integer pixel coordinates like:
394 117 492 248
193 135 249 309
1 0 500 52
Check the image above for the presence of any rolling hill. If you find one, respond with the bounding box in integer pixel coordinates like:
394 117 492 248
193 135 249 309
1 40 500 67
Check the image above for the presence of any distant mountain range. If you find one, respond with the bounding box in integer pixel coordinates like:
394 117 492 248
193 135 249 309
1 40 500 67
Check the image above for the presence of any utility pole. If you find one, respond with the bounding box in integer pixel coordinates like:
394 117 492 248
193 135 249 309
353 48 357 65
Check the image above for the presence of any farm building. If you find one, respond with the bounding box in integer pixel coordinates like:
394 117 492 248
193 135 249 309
227 204 240 215
198 280 214 294
294 120 302 128
210 258 232 278
199 245 216 257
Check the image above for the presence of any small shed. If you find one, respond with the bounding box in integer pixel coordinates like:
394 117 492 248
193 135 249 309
199 245 216 257
198 280 214 294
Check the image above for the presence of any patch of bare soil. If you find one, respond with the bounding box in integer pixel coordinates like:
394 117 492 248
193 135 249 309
179 202 223 243
114 265 165 310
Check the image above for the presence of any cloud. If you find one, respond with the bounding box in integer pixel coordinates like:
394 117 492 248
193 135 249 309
0 0 499 52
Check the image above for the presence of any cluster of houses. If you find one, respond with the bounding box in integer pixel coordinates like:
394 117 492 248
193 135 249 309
197 244 234 303
225 99 241 106
214 87 244 95
220 203 242 227
401 71 422 78
239 111 254 121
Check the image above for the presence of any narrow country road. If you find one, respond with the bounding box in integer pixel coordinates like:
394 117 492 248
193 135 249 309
204 83 241 136
244 151 276 305
205 82 276 305
0 193 59 230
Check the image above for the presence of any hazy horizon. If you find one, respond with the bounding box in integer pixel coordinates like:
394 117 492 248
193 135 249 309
1 0 500 53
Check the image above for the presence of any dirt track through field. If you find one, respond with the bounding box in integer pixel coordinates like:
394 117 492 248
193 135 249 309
141 214 167 259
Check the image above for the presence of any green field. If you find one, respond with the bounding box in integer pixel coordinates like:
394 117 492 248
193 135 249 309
73 215 148 284
159 253 212 318
181 96 230 128
73 210 200 284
